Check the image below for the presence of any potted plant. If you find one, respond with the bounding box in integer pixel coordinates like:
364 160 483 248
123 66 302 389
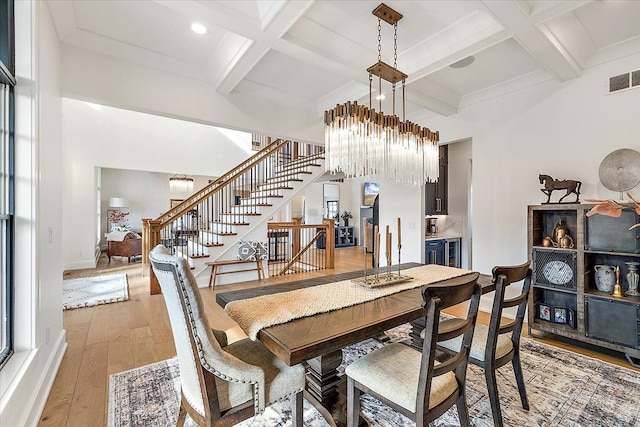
340 210 353 227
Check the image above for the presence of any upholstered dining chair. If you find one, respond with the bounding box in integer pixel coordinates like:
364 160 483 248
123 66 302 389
345 273 482 427
438 261 532 427
149 245 305 427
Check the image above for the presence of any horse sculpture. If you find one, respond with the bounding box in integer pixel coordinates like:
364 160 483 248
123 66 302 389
539 174 582 204
538 174 582 204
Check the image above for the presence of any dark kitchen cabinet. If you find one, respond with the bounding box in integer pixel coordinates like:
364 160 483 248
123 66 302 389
425 145 448 215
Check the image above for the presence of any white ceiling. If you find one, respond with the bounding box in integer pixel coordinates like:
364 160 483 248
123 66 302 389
48 0 640 121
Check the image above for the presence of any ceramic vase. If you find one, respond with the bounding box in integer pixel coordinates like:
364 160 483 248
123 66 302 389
594 265 616 293
625 262 640 296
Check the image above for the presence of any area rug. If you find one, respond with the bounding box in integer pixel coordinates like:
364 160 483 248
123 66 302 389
63 273 129 310
108 324 640 427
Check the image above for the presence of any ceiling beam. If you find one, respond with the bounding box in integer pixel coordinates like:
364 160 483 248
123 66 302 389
480 0 593 81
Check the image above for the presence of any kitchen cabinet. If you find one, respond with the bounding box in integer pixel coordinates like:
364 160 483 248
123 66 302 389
425 237 461 267
425 145 448 215
425 240 445 265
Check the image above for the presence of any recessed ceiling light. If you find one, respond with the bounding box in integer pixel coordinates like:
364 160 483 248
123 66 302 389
191 22 207 35
449 56 475 69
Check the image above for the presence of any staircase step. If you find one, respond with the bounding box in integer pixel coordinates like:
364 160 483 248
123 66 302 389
250 189 282 197
243 194 284 201
265 178 303 185
203 243 224 248
221 211 262 216
256 184 294 191
273 171 312 179
275 163 322 174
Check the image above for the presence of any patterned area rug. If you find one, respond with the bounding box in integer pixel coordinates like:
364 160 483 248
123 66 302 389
108 324 640 426
63 273 129 310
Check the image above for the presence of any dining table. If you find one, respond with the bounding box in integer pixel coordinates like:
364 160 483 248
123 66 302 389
216 263 494 427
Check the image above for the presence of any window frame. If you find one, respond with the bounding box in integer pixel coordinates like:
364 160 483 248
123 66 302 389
0 0 15 370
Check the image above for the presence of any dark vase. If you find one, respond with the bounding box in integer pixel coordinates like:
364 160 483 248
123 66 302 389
344 219 349 227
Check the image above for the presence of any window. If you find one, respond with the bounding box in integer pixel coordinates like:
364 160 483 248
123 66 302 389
0 0 15 369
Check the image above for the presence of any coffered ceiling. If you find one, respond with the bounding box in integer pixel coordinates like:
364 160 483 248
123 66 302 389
48 0 640 122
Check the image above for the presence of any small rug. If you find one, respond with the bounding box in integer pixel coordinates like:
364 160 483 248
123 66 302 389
108 324 640 427
63 273 129 310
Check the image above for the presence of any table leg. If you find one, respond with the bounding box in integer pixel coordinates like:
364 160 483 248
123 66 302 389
305 350 368 427
306 350 342 404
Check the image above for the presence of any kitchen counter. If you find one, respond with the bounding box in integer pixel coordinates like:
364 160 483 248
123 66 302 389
425 233 462 241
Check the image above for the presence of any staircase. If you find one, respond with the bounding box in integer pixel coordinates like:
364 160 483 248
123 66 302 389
142 138 326 294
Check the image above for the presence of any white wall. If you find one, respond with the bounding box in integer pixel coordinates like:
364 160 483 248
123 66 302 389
62 99 252 269
60 44 323 144
428 52 640 311
447 139 472 269
0 2 66 426
100 168 214 244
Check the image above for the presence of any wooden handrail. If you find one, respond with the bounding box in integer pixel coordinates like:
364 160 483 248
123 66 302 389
155 138 291 227
277 230 325 276
143 137 325 294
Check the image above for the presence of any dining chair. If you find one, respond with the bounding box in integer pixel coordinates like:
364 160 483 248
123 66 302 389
438 261 532 427
149 245 305 427
345 272 482 427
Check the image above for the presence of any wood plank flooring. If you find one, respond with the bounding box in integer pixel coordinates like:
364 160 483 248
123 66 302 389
39 247 638 426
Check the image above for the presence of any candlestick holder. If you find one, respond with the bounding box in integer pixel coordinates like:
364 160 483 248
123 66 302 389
352 243 411 287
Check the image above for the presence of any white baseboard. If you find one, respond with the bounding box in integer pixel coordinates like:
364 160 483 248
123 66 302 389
0 330 67 427
64 258 97 270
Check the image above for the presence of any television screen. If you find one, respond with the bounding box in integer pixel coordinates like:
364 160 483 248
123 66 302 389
363 182 379 206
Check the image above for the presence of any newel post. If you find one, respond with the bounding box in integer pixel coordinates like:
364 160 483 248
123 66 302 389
146 218 162 294
325 218 335 269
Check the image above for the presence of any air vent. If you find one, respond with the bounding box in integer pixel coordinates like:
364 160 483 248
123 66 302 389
609 70 640 93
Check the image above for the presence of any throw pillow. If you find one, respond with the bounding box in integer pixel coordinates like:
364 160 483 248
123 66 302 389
237 240 268 261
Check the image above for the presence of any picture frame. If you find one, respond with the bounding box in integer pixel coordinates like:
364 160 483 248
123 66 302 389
107 208 118 232
363 181 379 206
554 307 568 324
538 303 551 321
170 199 184 209
567 308 576 329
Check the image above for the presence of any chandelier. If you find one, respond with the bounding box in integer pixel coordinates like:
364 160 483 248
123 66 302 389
169 174 194 192
324 3 440 187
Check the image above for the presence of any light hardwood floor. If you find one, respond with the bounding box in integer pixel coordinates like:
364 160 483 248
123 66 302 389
39 247 638 426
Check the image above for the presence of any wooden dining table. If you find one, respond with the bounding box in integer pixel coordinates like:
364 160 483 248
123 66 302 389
216 263 494 427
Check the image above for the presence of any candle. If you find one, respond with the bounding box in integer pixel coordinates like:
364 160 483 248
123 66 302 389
375 232 380 268
397 217 401 247
385 225 390 255
388 232 392 262
374 225 379 267
363 217 367 247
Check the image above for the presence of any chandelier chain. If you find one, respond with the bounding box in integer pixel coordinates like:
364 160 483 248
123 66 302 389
323 3 440 186
393 23 398 69
377 18 382 62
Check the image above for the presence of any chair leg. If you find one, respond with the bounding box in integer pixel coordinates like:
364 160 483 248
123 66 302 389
512 352 529 411
346 377 362 427
176 403 187 427
455 390 471 427
291 391 303 427
485 368 504 427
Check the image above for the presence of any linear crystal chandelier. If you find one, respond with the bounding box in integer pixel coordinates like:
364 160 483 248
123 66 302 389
169 174 194 192
324 3 440 187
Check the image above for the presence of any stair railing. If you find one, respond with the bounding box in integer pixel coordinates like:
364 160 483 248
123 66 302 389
266 219 335 277
142 138 324 294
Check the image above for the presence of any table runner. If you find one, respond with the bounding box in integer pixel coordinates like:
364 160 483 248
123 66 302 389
225 264 473 340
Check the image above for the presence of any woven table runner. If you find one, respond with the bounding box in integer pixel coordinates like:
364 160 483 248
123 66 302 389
225 264 473 340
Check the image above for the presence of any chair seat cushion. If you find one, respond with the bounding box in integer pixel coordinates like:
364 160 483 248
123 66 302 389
436 319 513 362
223 338 305 409
345 343 458 413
